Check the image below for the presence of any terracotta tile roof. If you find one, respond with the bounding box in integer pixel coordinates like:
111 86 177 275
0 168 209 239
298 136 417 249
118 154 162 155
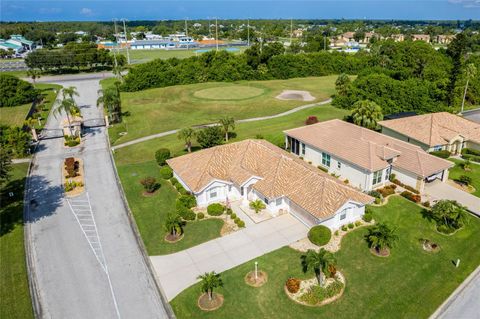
379 112 480 147
167 139 373 220
284 119 452 177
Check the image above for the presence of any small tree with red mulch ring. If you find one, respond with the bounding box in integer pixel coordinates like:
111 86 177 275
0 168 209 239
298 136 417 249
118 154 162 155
305 116 319 125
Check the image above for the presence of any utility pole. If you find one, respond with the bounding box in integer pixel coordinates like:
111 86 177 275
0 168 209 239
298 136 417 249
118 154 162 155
185 19 189 50
247 18 250 47
215 18 219 52
122 18 130 65
112 19 119 77
290 18 293 45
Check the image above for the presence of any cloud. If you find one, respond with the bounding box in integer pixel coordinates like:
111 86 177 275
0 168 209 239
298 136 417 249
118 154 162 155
448 0 480 8
38 7 62 14
80 7 93 16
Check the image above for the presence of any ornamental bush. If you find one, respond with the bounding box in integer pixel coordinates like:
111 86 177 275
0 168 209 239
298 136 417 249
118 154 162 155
155 148 171 166
308 225 332 246
400 190 421 203
348 223 354 229
305 116 319 125
170 177 178 184
286 278 301 293
177 205 196 221
458 175 472 186
207 203 225 216
363 212 373 222
159 166 173 179
197 212 205 219
430 150 451 159
140 177 158 193
177 194 197 209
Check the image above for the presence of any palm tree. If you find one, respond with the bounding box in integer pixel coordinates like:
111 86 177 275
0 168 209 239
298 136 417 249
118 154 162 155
218 116 235 142
430 200 468 230
351 100 383 130
62 86 79 100
164 214 184 238
177 127 196 153
335 73 351 96
26 68 41 85
197 271 223 301
97 86 121 123
461 63 477 113
301 249 336 286
54 98 77 136
24 118 38 141
365 223 398 254
249 199 266 214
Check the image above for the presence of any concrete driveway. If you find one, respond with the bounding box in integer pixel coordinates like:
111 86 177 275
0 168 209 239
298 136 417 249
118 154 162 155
424 181 480 216
150 214 308 300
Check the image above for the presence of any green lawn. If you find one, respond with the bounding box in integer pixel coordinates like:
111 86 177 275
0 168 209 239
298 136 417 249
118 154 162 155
448 158 480 197
0 163 34 319
113 103 348 166
0 83 61 127
105 75 339 145
171 196 480 318
119 46 247 64
117 160 224 255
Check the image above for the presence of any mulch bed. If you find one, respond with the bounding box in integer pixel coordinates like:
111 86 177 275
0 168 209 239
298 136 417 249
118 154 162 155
422 240 441 253
164 233 184 243
284 273 345 307
244 270 268 287
197 293 224 311
370 247 390 257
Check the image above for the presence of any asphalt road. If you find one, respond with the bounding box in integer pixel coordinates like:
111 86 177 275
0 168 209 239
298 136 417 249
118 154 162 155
25 78 172 318
462 108 480 124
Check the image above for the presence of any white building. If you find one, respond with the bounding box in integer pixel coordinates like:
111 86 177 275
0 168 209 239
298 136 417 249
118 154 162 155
167 139 373 229
284 120 452 193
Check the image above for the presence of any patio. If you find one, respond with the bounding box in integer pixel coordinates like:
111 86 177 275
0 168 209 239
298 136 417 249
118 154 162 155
230 200 285 224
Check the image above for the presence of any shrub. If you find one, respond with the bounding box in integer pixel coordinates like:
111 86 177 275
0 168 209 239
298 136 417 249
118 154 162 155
404 185 420 194
197 212 205 220
237 220 245 227
207 203 225 216
254 134 264 139
234 217 240 223
389 173 396 182
317 165 328 173
196 126 224 148
462 148 480 156
305 116 319 125
307 225 332 246
177 194 196 209
430 150 451 159
140 177 158 193
64 157 78 177
400 191 421 203
355 221 362 227
230 213 237 219
458 175 472 186
159 166 173 179
0 74 38 107
286 278 301 293
422 201 431 208
368 190 382 199
155 148 171 166
64 136 80 147
170 177 178 184
226 208 233 215
348 223 354 229
334 230 339 236
363 212 373 222
177 205 196 220
341 225 347 231
461 153 480 163
377 185 396 197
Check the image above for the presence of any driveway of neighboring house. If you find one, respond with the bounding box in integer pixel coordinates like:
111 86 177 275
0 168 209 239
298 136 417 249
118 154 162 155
150 214 308 301
424 180 480 216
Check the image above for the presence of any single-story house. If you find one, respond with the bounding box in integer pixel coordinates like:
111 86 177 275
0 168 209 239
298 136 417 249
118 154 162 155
284 120 453 193
130 40 176 50
167 139 373 229
379 112 480 154
412 34 430 42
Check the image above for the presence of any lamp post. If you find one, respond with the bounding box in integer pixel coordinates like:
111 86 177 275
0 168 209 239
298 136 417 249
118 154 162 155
255 261 258 280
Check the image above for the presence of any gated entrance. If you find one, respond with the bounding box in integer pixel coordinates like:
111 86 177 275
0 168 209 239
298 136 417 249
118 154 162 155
38 128 64 140
82 118 106 129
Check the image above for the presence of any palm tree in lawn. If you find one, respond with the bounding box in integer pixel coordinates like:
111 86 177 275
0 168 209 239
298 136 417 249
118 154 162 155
177 127 196 153
97 86 121 123
301 248 336 287
249 199 266 214
26 68 41 85
365 223 398 254
54 98 77 136
430 200 468 231
218 116 235 142
351 100 383 130
24 118 39 141
197 271 223 301
164 214 184 238
461 63 477 113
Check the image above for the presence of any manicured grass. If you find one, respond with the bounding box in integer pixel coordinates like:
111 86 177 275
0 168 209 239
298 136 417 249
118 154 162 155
0 83 61 127
193 85 265 100
171 196 480 318
106 75 339 145
113 103 348 166
117 160 224 255
0 163 34 319
448 158 480 197
119 46 247 63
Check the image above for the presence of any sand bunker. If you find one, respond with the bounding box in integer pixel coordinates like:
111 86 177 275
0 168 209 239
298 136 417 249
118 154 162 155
276 90 315 101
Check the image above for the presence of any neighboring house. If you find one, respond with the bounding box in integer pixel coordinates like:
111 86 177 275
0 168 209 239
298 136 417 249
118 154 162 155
379 112 480 154
167 139 373 229
436 34 455 44
130 40 176 50
284 120 452 193
0 39 24 54
412 34 431 42
391 34 405 42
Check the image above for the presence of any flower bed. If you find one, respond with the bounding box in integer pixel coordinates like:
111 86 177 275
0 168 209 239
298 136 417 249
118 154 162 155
62 157 84 196
285 272 345 307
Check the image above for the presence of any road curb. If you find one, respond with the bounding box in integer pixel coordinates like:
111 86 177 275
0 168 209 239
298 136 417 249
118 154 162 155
105 130 176 318
429 265 480 319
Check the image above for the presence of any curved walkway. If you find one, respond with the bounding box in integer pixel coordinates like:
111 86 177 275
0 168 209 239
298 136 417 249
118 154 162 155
111 98 332 150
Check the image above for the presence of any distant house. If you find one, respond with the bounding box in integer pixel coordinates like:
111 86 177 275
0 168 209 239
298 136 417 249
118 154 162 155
412 34 430 42
130 40 175 50
293 29 304 38
391 34 405 42
341 32 355 42
1 35 34 53
284 120 452 193
379 112 480 154
167 139 373 229
436 35 455 44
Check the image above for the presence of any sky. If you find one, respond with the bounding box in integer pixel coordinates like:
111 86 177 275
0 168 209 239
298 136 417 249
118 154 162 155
1 0 479 21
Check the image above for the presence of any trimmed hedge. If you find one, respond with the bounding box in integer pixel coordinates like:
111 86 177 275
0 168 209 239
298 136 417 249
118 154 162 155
430 150 451 159
462 148 480 162
177 194 197 209
307 225 332 246
155 148 171 166
400 190 421 203
177 205 196 221
159 166 173 179
207 203 225 216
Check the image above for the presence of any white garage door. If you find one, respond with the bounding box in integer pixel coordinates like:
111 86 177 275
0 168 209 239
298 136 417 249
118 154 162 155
289 201 318 227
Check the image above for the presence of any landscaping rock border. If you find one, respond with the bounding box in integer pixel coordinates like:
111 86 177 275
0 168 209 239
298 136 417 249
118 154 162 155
164 233 184 243
285 272 345 307
244 270 268 287
197 293 224 311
